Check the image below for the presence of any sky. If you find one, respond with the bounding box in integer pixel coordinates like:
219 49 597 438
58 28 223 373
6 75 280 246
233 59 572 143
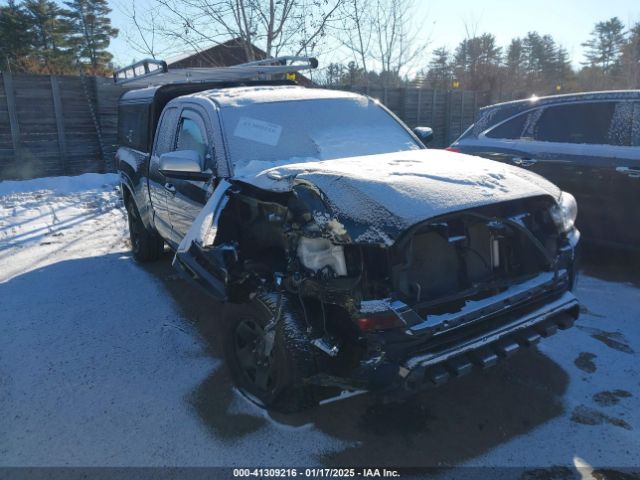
107 0 640 70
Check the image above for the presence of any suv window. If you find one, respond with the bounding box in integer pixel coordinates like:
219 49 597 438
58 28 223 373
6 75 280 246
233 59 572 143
486 113 528 139
608 101 634 146
632 103 640 147
532 102 629 146
176 116 208 160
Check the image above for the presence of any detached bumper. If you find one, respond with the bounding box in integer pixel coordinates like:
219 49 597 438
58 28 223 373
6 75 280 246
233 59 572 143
344 270 580 395
400 290 578 391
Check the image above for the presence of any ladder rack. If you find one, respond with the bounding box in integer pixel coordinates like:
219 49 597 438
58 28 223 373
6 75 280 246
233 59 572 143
113 56 318 87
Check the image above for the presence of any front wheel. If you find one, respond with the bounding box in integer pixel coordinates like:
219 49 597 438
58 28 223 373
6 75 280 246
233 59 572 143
126 200 164 262
221 294 321 413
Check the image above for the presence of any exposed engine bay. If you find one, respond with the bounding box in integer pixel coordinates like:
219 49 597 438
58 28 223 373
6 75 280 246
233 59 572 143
174 174 579 395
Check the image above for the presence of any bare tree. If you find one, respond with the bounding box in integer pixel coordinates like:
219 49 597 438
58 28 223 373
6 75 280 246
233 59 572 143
116 1 170 59
139 0 342 62
370 0 428 86
335 0 372 76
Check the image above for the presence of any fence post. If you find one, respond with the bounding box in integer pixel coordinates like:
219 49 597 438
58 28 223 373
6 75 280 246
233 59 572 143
399 87 407 125
473 92 478 119
50 75 69 175
431 89 437 128
444 90 452 146
460 90 465 135
416 88 422 126
2 73 21 162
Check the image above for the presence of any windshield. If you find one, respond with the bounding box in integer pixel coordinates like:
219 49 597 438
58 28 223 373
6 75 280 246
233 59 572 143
219 97 421 172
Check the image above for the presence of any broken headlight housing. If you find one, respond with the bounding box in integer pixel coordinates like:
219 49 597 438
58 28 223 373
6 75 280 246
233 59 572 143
550 191 578 233
297 237 347 276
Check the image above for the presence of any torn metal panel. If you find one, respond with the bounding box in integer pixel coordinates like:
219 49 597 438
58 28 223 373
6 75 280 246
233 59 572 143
172 180 234 300
176 179 233 251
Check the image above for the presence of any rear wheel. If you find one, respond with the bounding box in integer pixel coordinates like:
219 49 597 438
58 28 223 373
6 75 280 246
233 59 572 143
126 200 164 262
221 294 320 413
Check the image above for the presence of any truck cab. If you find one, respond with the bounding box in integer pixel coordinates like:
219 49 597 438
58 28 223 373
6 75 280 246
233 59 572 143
116 74 298 256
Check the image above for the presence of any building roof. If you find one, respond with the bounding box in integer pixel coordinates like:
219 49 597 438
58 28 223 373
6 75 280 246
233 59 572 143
166 38 268 68
166 37 314 86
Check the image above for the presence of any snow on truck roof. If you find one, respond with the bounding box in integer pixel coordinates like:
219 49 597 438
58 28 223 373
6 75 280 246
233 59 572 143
118 84 366 108
195 85 365 107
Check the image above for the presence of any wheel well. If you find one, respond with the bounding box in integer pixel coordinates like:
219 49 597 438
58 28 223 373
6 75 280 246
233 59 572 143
121 183 133 208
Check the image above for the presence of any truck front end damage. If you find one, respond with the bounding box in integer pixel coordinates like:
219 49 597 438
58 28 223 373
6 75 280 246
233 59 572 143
173 170 579 399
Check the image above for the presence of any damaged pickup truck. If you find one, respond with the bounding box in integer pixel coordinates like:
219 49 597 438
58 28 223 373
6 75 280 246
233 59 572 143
116 64 580 412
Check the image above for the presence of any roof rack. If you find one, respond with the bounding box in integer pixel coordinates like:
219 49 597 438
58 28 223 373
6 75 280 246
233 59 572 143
113 56 318 87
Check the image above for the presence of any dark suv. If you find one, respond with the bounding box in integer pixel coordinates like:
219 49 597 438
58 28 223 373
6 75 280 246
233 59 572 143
450 90 640 249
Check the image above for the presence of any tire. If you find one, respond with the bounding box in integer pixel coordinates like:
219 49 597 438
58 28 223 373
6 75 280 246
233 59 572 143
126 200 164 263
221 294 321 413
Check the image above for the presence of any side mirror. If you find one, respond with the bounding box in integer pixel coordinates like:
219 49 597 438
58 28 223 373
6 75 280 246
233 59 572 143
413 126 434 145
159 150 211 181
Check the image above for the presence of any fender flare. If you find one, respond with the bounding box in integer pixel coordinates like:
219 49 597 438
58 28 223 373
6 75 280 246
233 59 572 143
120 174 156 233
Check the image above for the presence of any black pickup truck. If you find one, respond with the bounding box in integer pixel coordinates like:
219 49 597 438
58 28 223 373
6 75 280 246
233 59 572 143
116 60 580 412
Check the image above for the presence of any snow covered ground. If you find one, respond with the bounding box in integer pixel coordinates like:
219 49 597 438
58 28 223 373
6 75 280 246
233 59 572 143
0 174 638 476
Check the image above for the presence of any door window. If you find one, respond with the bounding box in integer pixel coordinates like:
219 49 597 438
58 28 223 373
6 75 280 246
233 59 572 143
176 116 208 162
608 101 634 146
155 107 179 156
485 108 543 140
532 102 629 146
486 113 528 139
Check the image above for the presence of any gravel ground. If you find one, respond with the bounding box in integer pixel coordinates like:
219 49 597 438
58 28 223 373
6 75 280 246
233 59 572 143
0 174 639 478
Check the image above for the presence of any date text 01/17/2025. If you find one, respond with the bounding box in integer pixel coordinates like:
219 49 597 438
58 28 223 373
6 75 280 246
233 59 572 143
232 468 401 478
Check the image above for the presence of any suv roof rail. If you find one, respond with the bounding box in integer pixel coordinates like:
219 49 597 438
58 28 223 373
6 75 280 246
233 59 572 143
113 56 318 87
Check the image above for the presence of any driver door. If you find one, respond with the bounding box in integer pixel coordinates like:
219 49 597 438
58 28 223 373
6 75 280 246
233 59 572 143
165 107 215 240
148 106 179 241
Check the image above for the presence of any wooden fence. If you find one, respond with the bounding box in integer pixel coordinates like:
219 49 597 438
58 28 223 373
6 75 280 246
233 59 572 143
0 73 491 180
344 85 493 147
0 73 127 180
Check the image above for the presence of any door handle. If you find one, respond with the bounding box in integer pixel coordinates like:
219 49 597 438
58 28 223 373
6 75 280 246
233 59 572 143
616 166 640 178
164 183 176 194
511 157 537 167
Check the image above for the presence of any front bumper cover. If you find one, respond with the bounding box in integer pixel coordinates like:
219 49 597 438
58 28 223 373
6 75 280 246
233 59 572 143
400 290 578 391
312 270 579 395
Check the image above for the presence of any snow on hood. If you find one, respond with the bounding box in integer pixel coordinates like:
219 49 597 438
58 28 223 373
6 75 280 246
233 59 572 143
233 149 561 244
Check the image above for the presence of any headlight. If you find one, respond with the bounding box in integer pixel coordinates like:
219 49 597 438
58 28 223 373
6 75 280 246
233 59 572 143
550 191 578 233
297 237 347 276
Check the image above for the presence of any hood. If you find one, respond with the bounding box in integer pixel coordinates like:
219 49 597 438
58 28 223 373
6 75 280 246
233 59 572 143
233 149 561 245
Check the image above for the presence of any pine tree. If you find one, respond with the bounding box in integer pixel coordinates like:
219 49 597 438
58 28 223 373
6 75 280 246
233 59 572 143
552 46 574 92
522 32 549 77
64 0 118 73
23 0 74 74
453 34 501 90
620 22 640 87
582 17 626 74
538 34 558 81
503 38 527 94
505 39 524 75
426 47 452 89
0 1 33 72
322 62 346 86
